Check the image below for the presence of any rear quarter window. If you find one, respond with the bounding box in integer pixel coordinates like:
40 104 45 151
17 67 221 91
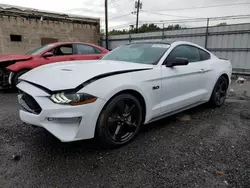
94 47 102 54
166 45 200 63
199 49 210 61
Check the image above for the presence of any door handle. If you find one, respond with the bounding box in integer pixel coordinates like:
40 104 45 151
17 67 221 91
199 69 205 73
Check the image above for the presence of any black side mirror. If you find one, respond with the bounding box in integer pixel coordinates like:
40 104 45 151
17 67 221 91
42 52 53 58
166 57 189 67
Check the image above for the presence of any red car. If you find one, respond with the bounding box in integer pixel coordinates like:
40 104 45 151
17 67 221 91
0 42 109 89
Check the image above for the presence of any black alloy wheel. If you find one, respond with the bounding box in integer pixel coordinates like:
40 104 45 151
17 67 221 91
209 76 228 107
96 93 143 148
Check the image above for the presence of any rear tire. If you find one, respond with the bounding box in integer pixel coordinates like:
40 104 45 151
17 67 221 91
96 93 143 148
209 76 228 107
12 70 28 89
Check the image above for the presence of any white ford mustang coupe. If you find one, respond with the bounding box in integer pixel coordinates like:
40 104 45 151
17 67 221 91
17 41 232 147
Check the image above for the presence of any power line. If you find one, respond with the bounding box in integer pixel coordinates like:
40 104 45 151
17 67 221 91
148 2 250 12
110 0 131 22
101 13 132 21
107 14 250 29
102 0 132 7
109 13 132 20
140 14 250 24
100 0 134 21
111 0 134 4
141 10 197 19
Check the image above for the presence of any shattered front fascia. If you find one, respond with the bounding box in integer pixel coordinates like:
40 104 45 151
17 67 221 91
0 62 14 88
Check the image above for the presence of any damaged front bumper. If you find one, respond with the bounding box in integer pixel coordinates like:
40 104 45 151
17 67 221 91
17 81 107 142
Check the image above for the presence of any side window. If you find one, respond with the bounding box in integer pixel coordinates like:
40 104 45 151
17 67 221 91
199 49 210 61
94 47 102 54
50 44 73 56
167 45 200 63
76 44 100 54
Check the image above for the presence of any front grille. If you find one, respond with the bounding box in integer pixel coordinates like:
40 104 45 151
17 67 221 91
19 92 42 114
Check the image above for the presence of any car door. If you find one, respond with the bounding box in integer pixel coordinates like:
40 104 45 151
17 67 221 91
160 45 209 114
41 44 75 65
196 48 214 98
73 44 104 60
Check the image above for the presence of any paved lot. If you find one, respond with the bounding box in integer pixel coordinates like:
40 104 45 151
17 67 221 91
0 79 250 188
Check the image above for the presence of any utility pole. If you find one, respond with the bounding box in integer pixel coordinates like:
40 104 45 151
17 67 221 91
129 25 134 43
105 0 109 50
135 0 142 33
162 22 165 39
205 18 210 49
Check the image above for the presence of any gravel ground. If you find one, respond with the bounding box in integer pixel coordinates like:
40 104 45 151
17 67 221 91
0 79 250 188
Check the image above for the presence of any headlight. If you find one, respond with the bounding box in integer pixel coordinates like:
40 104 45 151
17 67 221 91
50 92 97 106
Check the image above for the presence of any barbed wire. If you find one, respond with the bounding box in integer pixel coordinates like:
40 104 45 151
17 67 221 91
107 14 250 30
148 2 250 12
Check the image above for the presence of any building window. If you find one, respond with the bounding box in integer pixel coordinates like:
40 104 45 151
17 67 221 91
10 35 22 42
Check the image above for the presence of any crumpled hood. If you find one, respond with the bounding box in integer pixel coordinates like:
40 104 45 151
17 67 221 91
19 60 153 91
0 53 32 63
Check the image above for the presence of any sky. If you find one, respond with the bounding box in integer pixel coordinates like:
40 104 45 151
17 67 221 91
0 0 250 30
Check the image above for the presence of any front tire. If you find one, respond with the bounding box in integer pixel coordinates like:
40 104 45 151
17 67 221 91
0 67 4 87
12 70 28 89
96 93 143 148
209 76 228 107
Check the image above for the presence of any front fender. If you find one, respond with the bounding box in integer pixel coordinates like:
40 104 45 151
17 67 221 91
79 77 153 123
7 60 41 72
7 62 29 72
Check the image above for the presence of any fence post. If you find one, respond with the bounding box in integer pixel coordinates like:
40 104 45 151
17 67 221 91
162 23 165 39
205 18 210 49
129 25 134 43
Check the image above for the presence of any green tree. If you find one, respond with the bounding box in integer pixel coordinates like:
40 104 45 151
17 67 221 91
106 23 185 35
216 22 227 26
100 29 105 36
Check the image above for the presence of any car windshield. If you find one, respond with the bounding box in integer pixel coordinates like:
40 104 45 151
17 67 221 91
26 44 55 55
101 43 170 64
